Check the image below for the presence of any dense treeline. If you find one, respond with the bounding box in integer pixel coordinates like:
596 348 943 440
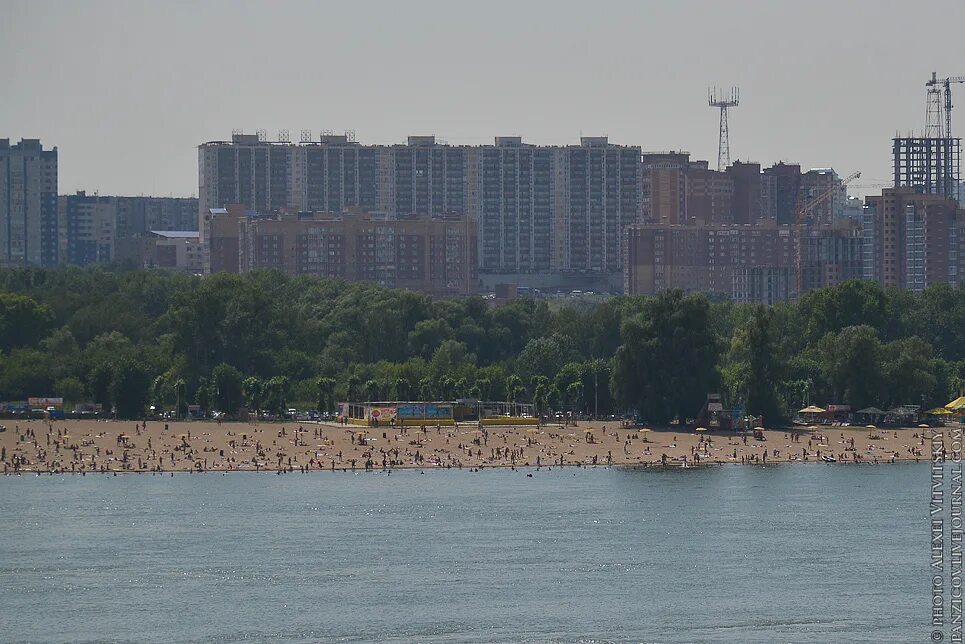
0 266 963 423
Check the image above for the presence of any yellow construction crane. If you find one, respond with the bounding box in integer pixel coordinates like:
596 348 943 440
793 170 861 298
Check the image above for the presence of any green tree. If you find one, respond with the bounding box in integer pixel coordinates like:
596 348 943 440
150 375 169 412
53 376 85 407
173 378 187 419
263 376 290 415
315 376 336 411
394 377 411 401
566 381 583 413
345 373 362 402
110 359 150 419
816 325 883 409
881 336 938 408
517 334 575 382
611 291 720 424
87 360 115 411
195 376 212 415
242 376 262 412
418 376 434 401
0 293 54 352
211 363 244 414
532 382 546 417
506 374 524 405
728 306 786 423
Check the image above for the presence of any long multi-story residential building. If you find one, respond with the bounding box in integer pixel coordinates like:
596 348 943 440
224 211 477 297
58 191 116 265
57 192 198 266
623 220 862 302
862 187 964 290
0 138 58 267
469 137 554 273
199 133 640 279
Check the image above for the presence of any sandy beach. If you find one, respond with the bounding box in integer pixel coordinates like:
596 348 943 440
0 417 946 475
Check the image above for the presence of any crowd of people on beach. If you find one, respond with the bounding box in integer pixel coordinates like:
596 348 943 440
0 417 943 476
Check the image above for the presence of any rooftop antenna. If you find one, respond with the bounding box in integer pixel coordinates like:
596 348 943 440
709 86 740 171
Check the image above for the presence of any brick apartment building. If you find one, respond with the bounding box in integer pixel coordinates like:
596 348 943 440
623 220 863 302
862 188 964 290
208 209 477 297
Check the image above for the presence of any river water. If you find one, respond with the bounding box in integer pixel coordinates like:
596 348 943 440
0 464 929 642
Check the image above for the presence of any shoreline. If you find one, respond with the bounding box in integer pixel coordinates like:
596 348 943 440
1 417 945 477
1 457 932 476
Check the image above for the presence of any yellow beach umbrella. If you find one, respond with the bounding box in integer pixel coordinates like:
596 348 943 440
946 397 965 411
695 427 707 432
639 428 652 433
865 425 876 429
918 424 930 428
927 408 953 416
799 405 826 414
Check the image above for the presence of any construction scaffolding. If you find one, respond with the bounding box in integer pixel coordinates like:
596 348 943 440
893 137 961 199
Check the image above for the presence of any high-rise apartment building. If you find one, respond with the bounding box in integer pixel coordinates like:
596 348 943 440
862 187 963 290
761 162 802 225
0 138 58 267
726 161 763 224
469 137 554 273
555 137 641 273
198 134 298 246
799 168 846 225
640 152 689 225
686 160 734 224
199 133 641 278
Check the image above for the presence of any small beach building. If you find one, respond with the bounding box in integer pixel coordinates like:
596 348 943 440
337 400 537 426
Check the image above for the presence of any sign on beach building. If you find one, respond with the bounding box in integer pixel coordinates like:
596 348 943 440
28 397 63 408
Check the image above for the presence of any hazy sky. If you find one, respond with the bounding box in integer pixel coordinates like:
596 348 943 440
3 0 964 198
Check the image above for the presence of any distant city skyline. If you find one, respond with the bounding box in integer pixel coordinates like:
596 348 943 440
2 0 964 198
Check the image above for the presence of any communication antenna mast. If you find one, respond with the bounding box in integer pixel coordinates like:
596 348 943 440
709 86 739 171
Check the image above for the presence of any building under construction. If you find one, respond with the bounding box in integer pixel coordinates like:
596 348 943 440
893 137 961 199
